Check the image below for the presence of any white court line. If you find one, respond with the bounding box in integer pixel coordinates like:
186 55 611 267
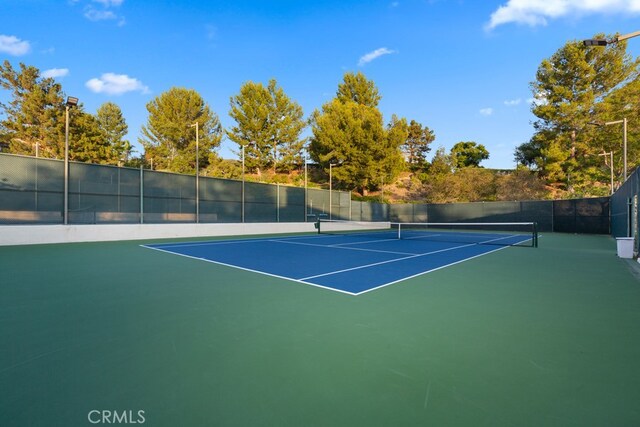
269 239 415 256
141 244 359 296
146 233 322 249
299 243 478 280
354 244 511 295
330 238 401 247
299 234 522 281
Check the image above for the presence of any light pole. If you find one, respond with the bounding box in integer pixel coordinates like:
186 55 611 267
304 148 313 222
599 151 614 195
64 96 78 225
329 163 334 220
190 122 199 223
590 119 628 182
584 30 640 46
604 118 628 181
273 115 286 174
329 162 342 220
241 144 245 223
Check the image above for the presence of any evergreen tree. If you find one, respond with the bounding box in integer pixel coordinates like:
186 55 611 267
140 87 222 173
0 60 65 158
69 111 112 163
309 72 404 195
336 71 381 108
227 79 306 174
403 119 435 170
96 101 130 165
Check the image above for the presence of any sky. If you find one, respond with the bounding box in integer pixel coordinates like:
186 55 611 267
1 0 640 169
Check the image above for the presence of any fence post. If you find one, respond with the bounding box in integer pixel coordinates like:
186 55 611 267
140 166 144 224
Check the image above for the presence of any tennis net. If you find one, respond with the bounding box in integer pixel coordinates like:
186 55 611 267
316 219 538 247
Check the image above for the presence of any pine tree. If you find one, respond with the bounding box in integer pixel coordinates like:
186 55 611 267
309 72 405 195
0 61 65 158
403 120 435 170
227 79 306 175
96 102 130 165
140 87 222 173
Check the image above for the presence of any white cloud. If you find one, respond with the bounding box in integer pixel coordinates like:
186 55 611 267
84 8 117 21
479 108 494 116
42 68 69 79
486 0 640 30
93 0 124 6
504 98 522 106
0 35 31 56
81 0 125 24
86 73 149 95
358 47 396 66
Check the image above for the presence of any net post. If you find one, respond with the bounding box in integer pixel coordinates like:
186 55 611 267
533 222 538 248
397 223 401 239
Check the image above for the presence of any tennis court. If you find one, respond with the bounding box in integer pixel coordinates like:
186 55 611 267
2 230 640 426
143 221 538 295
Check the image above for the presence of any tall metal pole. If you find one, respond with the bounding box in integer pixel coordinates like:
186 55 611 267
304 158 308 222
64 105 69 225
623 117 628 181
329 163 333 221
190 123 200 223
195 122 199 223
602 118 629 183
62 97 79 223
611 151 615 194
599 151 614 195
242 145 245 223
140 165 144 224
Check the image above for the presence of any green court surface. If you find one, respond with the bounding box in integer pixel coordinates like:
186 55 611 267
1 233 640 426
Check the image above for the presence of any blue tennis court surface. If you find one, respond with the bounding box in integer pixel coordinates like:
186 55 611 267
142 231 533 295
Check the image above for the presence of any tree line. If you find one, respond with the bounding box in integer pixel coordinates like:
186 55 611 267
517 33 639 196
1 33 638 201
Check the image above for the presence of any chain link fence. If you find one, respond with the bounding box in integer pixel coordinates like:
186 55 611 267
611 167 638 250
388 199 608 233
0 153 347 225
0 153 612 234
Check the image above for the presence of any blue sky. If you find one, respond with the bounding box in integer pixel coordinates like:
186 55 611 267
1 0 639 168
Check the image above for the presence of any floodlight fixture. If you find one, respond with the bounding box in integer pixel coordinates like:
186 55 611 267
66 96 79 107
583 30 640 47
583 39 608 47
